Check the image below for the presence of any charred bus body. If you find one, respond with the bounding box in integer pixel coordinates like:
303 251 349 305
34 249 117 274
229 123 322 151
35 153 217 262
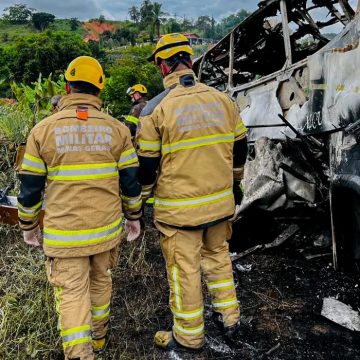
194 0 360 272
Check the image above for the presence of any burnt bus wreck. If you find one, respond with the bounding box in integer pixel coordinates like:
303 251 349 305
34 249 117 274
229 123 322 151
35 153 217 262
193 0 360 272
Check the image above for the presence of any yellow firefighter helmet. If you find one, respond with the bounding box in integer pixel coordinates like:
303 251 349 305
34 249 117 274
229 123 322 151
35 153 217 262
148 33 193 64
126 84 148 96
65 56 105 90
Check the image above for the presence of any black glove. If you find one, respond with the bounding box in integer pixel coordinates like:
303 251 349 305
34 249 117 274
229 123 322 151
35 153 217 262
233 179 243 205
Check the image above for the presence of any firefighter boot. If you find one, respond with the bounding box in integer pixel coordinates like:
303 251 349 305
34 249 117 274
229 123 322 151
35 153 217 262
213 312 241 342
92 337 106 354
154 331 202 352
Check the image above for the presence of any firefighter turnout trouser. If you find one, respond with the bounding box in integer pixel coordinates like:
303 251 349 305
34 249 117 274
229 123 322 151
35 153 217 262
157 220 240 349
46 248 118 359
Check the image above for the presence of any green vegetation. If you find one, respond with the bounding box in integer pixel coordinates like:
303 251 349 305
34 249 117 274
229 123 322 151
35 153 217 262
0 2 251 47
0 220 168 359
0 2 251 99
2 3 32 24
103 45 163 117
0 22 34 43
0 230 60 359
2 31 90 85
0 107 33 144
0 74 66 195
31 12 56 31
0 2 256 359
126 2 250 40
0 1 253 144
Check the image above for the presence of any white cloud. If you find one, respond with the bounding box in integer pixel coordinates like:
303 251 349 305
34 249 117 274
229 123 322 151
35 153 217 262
0 0 257 20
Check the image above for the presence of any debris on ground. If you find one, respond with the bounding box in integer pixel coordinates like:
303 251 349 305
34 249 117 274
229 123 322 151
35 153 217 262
321 297 360 332
1 207 360 359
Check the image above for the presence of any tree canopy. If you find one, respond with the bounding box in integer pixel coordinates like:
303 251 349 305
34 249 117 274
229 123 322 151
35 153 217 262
2 4 33 24
31 12 56 31
126 1 250 41
2 31 91 84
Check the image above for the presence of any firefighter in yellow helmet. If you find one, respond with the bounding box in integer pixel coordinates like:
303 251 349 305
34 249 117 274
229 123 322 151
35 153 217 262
123 84 148 138
17 56 142 359
124 83 155 205
136 33 248 351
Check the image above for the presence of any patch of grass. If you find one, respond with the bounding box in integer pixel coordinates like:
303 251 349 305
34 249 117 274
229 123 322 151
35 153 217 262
0 225 61 360
0 220 170 359
0 143 19 194
108 225 170 358
0 20 85 44
0 106 33 144
0 23 33 43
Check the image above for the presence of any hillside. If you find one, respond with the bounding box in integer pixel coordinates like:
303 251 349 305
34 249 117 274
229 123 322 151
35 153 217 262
82 21 118 42
0 19 85 43
0 19 122 44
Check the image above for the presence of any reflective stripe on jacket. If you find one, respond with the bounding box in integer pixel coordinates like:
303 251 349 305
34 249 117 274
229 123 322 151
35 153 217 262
124 115 139 126
136 69 247 227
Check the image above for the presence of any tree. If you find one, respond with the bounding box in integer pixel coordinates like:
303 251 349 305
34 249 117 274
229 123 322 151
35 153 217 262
165 18 181 33
87 40 106 61
152 2 167 39
181 17 193 32
139 0 153 29
101 30 113 42
69 17 80 31
114 28 136 46
0 47 11 97
196 15 212 39
2 3 33 24
218 9 250 38
31 12 55 31
210 16 216 39
128 6 140 24
5 31 91 84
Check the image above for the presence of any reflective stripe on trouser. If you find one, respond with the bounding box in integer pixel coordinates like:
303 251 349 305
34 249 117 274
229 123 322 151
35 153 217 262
46 250 113 359
90 251 113 340
201 221 240 326
158 220 239 349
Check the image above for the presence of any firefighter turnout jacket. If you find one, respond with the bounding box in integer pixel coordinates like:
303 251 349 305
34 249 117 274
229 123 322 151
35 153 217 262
18 94 142 258
136 69 247 228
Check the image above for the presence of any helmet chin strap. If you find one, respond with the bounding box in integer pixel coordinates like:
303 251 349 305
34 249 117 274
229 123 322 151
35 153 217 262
160 59 192 78
65 82 71 94
160 63 170 77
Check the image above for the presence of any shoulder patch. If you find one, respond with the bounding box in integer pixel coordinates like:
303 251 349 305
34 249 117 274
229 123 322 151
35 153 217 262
140 87 172 117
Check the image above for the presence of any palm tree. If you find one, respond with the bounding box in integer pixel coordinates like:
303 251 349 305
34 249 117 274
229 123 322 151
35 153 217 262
152 2 167 39
128 6 140 24
140 0 153 29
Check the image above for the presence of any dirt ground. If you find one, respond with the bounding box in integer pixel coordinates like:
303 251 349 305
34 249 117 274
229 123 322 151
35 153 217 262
0 207 359 359
100 209 360 360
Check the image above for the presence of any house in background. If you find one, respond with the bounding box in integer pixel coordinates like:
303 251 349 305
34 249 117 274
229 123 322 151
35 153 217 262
182 32 202 45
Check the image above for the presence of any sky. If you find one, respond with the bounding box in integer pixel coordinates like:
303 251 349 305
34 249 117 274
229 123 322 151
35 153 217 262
0 0 357 27
0 0 258 21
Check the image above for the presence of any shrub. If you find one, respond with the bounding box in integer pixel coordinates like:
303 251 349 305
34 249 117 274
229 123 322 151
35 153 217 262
102 45 163 117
